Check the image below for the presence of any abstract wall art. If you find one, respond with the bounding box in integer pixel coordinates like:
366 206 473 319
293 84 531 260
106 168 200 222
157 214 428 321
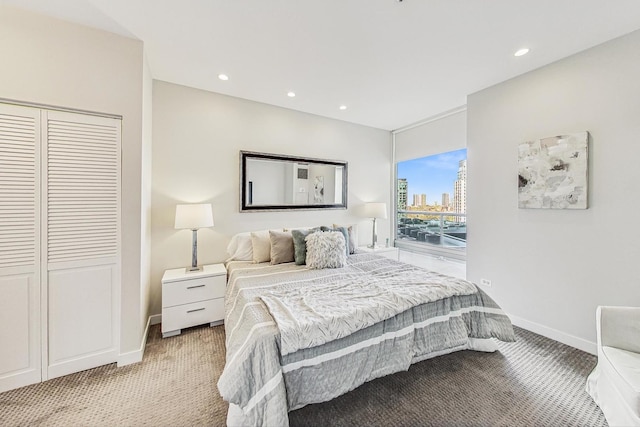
313 175 324 203
518 131 589 209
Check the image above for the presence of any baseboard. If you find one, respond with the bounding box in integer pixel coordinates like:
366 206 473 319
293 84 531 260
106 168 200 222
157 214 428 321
117 314 160 367
150 313 162 325
508 313 597 355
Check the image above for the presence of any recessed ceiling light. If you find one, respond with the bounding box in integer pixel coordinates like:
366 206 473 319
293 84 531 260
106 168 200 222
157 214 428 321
218 74 229 81
287 91 296 98
339 105 347 110
514 48 530 57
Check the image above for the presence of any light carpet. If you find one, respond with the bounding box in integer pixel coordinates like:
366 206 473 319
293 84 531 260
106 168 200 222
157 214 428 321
0 325 605 426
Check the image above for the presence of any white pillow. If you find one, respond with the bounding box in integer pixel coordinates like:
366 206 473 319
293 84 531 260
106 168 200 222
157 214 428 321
305 231 346 269
251 230 272 263
226 232 253 261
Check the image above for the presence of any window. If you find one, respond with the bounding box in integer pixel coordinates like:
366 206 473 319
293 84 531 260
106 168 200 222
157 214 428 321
395 148 467 259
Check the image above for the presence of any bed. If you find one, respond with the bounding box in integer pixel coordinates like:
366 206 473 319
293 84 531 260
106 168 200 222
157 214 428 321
217 249 515 427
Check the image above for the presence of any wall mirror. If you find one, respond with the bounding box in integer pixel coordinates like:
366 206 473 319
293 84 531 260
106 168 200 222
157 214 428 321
240 151 348 212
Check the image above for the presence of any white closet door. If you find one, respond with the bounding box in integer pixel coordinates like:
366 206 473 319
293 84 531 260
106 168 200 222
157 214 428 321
43 111 120 379
0 104 41 392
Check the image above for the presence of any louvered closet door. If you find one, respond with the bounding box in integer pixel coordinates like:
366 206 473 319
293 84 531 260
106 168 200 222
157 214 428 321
43 111 120 380
0 104 41 393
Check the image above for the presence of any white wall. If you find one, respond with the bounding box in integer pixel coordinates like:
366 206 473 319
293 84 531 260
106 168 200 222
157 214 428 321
0 5 147 355
467 29 640 353
140 56 153 331
151 81 391 315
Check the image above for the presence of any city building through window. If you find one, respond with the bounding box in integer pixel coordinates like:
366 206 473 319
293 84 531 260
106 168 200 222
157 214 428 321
396 148 467 259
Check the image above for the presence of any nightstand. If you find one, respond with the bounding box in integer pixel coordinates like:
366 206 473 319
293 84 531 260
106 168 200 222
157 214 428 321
161 263 227 338
357 245 400 261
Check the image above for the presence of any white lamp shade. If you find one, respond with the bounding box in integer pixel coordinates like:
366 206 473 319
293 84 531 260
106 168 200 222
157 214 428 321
362 202 387 219
174 204 214 230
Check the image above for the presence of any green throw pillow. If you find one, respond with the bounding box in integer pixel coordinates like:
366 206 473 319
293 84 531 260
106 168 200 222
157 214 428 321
291 228 319 265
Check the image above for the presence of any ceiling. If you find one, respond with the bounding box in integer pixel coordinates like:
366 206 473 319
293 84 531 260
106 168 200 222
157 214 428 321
4 0 640 130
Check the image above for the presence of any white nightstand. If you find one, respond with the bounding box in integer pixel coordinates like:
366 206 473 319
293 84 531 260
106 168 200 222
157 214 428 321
161 263 227 338
357 246 400 261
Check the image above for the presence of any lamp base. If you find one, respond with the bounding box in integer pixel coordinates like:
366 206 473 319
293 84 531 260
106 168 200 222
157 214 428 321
187 229 201 273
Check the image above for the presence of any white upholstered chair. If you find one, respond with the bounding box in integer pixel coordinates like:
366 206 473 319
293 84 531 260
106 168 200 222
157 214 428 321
586 306 640 426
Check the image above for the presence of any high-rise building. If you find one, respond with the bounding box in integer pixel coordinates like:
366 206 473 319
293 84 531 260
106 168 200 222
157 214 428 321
397 178 408 211
453 160 467 220
412 193 427 207
442 193 450 209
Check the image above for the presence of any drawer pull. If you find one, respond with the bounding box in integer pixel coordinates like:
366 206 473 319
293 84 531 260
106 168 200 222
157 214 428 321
187 307 205 314
187 284 206 289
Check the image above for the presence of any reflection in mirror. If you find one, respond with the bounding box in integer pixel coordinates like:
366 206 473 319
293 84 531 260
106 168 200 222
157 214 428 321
240 151 348 212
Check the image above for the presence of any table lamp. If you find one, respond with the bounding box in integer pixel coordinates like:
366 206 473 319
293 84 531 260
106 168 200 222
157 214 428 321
175 203 214 271
362 202 387 249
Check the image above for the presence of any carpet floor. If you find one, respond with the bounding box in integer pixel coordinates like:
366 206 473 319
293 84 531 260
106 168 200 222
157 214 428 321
0 324 606 426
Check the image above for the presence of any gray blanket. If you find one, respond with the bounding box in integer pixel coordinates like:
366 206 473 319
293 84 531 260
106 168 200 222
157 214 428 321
217 254 515 427
260 257 478 355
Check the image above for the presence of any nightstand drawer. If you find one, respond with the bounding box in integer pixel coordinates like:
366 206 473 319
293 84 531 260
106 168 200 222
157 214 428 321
162 275 225 308
161 298 224 333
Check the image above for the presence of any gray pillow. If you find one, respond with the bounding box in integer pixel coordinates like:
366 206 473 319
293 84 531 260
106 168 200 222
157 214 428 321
269 230 294 265
305 231 347 269
333 223 357 254
291 228 319 265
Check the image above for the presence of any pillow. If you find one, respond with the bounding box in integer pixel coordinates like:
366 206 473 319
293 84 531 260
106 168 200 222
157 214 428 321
226 232 253 261
305 231 346 269
291 228 320 265
251 230 272 263
333 223 358 254
269 230 294 265
321 225 350 255
283 226 318 232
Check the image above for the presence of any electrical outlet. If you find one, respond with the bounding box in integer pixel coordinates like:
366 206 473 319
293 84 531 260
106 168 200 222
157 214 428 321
480 278 492 287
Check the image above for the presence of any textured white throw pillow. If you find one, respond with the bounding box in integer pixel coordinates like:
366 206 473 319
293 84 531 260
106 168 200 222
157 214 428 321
305 231 346 269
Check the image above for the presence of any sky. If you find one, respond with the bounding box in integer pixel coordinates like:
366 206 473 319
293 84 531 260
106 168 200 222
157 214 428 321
397 148 467 204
